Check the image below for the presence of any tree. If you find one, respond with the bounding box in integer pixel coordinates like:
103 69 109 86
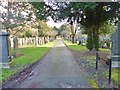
48 2 97 43
47 2 118 50
81 2 119 51
32 20 52 44
99 20 117 35
1 2 36 32
60 3 83 43
25 30 32 37
60 24 71 38
55 2 118 50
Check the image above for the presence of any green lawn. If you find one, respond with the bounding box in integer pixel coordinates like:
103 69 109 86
63 39 87 51
99 48 110 54
104 68 120 85
63 39 120 86
1 40 57 83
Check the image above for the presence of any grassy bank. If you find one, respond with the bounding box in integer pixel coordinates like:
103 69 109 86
63 39 119 87
63 39 87 51
1 40 57 83
104 68 120 85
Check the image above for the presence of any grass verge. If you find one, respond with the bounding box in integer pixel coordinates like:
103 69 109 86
89 79 99 89
1 40 57 83
104 68 120 85
63 39 87 51
63 39 119 87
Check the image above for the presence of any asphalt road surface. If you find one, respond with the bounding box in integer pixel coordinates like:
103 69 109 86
4 39 92 88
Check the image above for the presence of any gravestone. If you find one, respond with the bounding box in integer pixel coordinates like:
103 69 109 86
19 38 23 46
35 36 38 46
10 36 14 47
0 31 9 68
30 37 33 44
111 21 120 68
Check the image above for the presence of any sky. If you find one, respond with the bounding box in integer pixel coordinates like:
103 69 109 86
46 16 66 28
0 1 65 29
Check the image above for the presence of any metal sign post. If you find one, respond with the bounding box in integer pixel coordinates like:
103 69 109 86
108 58 112 84
96 52 99 70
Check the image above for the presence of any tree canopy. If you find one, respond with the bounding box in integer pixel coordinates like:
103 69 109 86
51 2 119 50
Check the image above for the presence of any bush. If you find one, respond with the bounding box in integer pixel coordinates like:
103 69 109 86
86 35 93 50
106 40 110 49
25 30 32 37
93 35 99 51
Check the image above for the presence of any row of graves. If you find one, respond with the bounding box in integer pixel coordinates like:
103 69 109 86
64 34 87 46
65 34 111 48
76 35 111 47
0 33 55 68
9 36 54 48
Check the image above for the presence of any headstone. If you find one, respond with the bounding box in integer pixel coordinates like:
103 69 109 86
19 38 23 46
10 36 14 47
38 37 41 45
35 36 39 46
42 37 44 45
111 21 120 68
30 37 33 44
0 31 9 68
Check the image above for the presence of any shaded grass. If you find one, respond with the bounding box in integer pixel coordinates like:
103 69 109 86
63 39 119 86
99 48 110 54
63 40 87 51
104 68 120 85
80 56 96 67
1 40 57 83
63 39 110 54
89 79 99 89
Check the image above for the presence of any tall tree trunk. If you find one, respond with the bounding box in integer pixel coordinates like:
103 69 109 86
93 25 99 51
44 36 46 44
72 34 75 44
86 28 94 50
13 36 18 58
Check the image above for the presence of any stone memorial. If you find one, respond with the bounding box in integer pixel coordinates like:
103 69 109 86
0 31 9 68
35 36 39 46
110 21 120 68
19 38 23 46
10 36 14 47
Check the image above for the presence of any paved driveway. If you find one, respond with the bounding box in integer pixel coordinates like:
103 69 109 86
4 39 92 88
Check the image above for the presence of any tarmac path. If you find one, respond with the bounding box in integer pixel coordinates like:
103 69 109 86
3 39 92 88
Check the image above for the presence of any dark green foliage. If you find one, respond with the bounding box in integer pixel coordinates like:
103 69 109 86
93 35 99 51
31 2 119 51
86 34 93 51
99 21 116 35
30 2 58 20
25 30 32 37
30 2 46 20
53 26 58 31
82 2 118 51
38 30 44 37
106 39 110 49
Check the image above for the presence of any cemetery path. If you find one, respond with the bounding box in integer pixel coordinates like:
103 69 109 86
3 39 92 88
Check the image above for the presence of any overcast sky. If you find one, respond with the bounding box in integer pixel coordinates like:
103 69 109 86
46 16 66 28
0 1 66 28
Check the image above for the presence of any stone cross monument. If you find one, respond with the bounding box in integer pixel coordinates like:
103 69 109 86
111 21 120 68
0 31 9 68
